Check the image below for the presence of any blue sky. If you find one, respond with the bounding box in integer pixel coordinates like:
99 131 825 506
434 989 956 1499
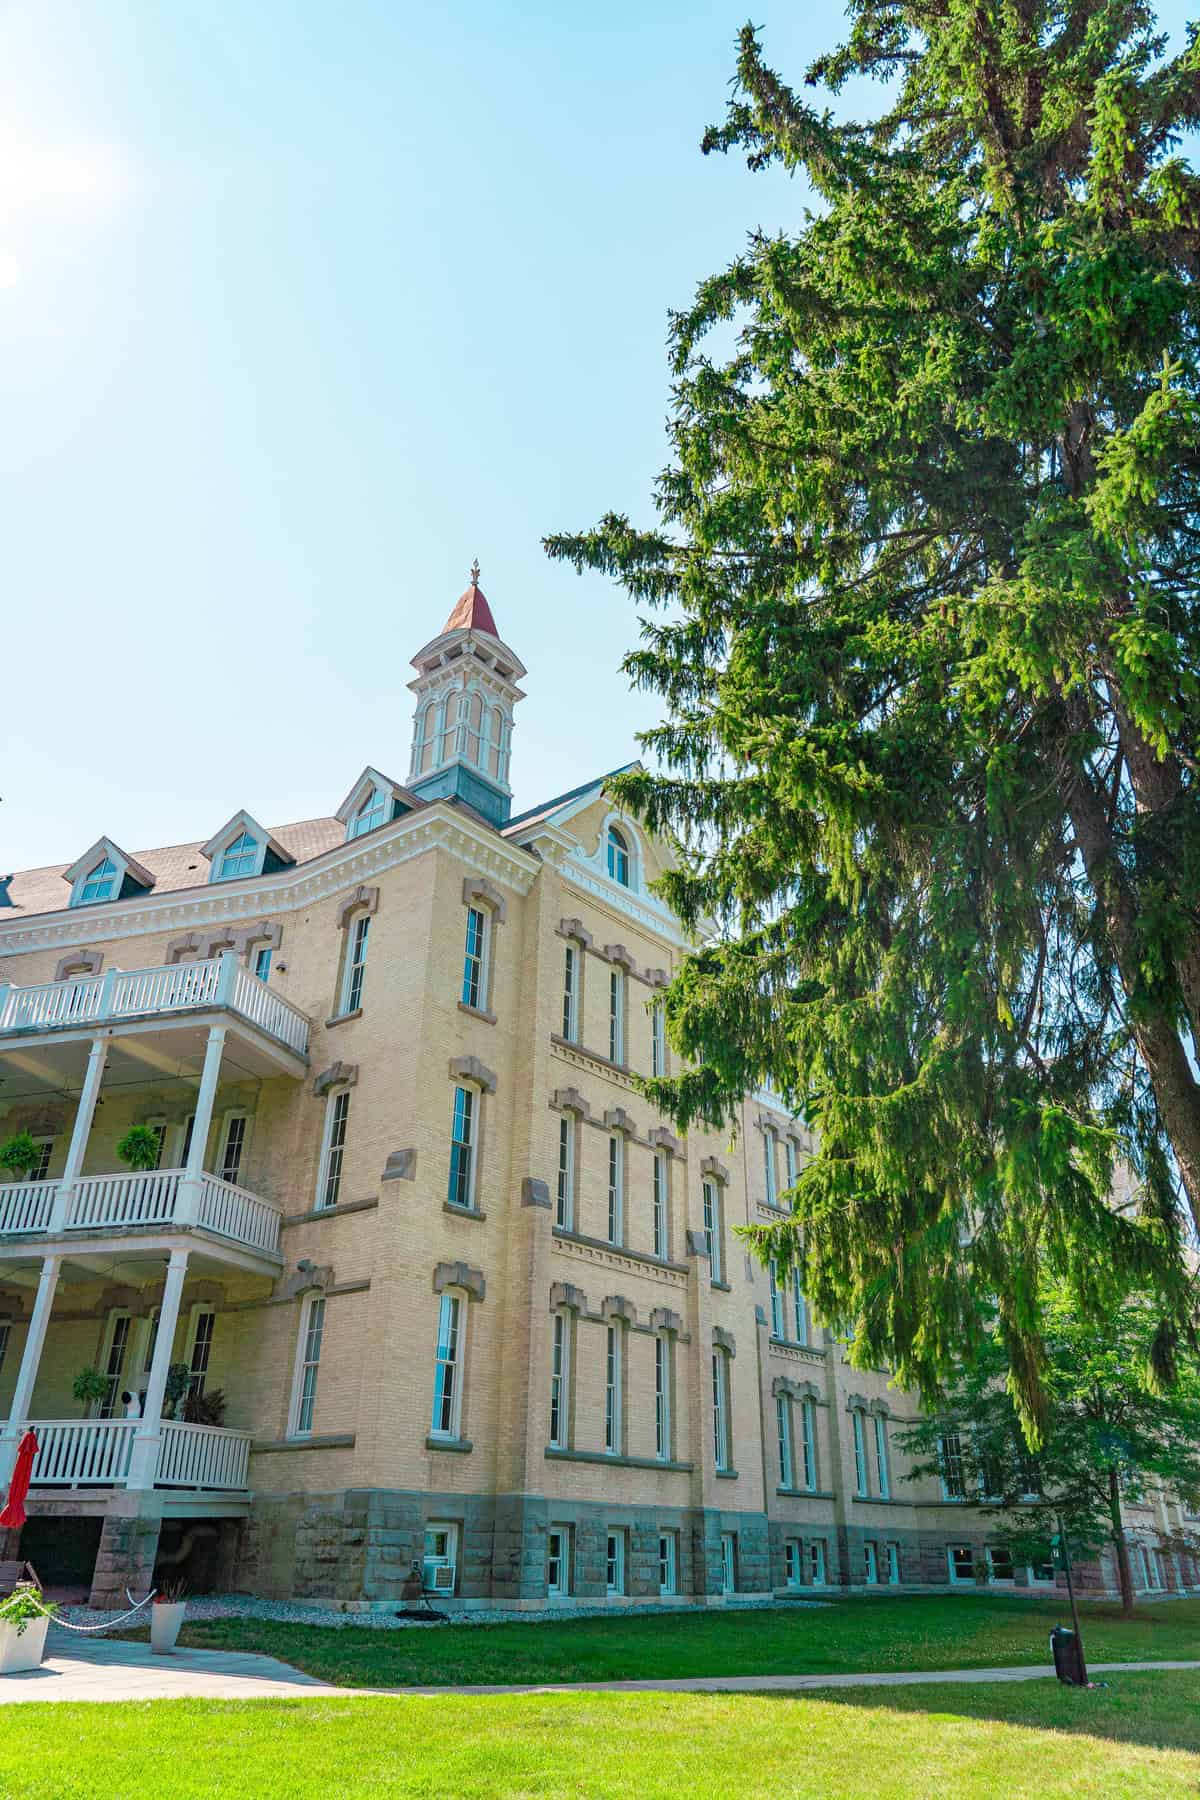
2 2 1194 873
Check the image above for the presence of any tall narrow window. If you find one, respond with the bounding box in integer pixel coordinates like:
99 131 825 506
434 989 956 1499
650 1000 666 1077
291 1296 325 1436
800 1398 817 1490
702 1179 724 1283
186 1309 216 1396
809 1541 827 1585
720 1533 736 1594
785 1540 803 1588
652 1152 669 1260
547 1527 570 1599
764 1130 778 1202
791 1269 809 1346
864 1542 879 1585
448 1086 476 1210
712 1350 730 1470
769 1261 785 1338
886 1542 900 1584
549 1312 570 1448
341 912 370 1014
98 1313 132 1418
658 1532 677 1596
606 1136 624 1245
562 945 579 1041
777 1393 793 1487
461 906 488 1009
852 1410 869 1496
605 1324 623 1453
655 1333 672 1461
940 1432 966 1500
608 970 625 1064
0 1323 11 1380
874 1414 891 1500
606 825 630 887
556 1116 575 1229
606 1531 625 1595
254 945 273 982
431 1293 463 1439
317 1089 351 1210
28 1140 53 1182
219 1114 247 1185
784 1136 798 1190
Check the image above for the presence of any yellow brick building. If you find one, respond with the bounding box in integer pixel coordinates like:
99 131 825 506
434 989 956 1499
0 573 1192 1608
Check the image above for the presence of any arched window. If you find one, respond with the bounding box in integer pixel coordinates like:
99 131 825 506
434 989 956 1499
606 825 631 887
216 831 259 881
349 787 386 839
497 713 512 784
465 691 483 766
438 691 459 764
78 857 119 905
482 706 500 777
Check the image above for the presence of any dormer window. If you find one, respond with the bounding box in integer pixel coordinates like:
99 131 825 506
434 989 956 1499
607 825 631 888
217 831 259 880
349 788 387 839
201 810 295 886
63 836 156 910
79 857 119 905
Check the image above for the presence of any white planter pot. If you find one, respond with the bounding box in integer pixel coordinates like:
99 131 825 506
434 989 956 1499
0 1612 49 1674
150 1601 187 1654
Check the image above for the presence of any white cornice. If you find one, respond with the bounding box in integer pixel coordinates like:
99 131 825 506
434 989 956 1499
0 808 540 959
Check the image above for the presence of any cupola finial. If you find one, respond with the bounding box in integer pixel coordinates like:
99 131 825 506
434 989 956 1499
469 556 481 587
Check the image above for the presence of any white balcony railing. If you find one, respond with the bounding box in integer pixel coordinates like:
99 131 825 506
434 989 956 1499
0 1168 283 1257
156 1420 251 1490
27 1419 251 1490
0 954 309 1059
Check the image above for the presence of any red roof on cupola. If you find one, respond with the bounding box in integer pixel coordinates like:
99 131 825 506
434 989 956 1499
443 558 499 638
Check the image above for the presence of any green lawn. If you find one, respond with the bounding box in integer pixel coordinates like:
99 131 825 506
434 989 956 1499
1 1677 1198 1798
141 1592 1200 1688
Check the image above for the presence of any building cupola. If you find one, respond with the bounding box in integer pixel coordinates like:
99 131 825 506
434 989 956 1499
407 561 526 827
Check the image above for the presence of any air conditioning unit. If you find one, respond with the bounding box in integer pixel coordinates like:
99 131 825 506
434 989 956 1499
424 1563 455 1594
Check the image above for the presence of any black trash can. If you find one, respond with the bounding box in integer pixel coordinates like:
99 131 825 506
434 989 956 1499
1050 1626 1085 1686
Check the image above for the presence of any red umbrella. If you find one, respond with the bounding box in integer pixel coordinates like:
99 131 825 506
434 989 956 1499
0 1431 39 1530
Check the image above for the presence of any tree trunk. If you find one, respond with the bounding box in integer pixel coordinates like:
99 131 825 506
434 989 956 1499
1065 760 1200 1232
1108 1468 1135 1616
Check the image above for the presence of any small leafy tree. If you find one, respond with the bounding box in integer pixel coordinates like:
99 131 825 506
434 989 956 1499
115 1126 162 1173
0 1134 41 1181
163 1363 191 1420
902 1283 1200 1614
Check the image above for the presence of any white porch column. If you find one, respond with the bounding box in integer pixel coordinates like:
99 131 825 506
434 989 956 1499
49 1035 108 1232
126 1247 189 1490
177 1023 226 1227
0 1255 61 1484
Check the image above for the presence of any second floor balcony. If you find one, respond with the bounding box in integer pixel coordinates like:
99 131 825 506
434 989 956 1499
0 954 310 1066
0 1167 283 1260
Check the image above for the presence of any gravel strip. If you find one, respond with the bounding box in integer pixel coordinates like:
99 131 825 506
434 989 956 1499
55 1594 831 1633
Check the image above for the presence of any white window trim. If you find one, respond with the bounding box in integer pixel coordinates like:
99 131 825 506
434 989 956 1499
650 999 666 1077
562 944 580 1042
764 1129 778 1203
654 1332 672 1462
864 1541 879 1585
769 1261 785 1338
430 1289 467 1441
339 911 371 1016
549 1311 571 1450
712 1349 730 1471
947 1543 976 1585
800 1398 817 1491
874 1413 891 1500
217 1110 249 1186
316 1087 352 1211
96 1309 133 1419
658 1531 677 1597
447 1083 479 1212
184 1302 216 1395
809 1540 827 1586
939 1432 967 1501
852 1409 869 1496
556 1115 576 1230
422 1522 459 1595
702 1179 724 1284
606 1134 625 1246
461 903 492 1011
720 1532 736 1594
605 1323 624 1454
547 1526 571 1600
777 1393 793 1488
784 1539 803 1590
608 969 626 1065
288 1294 326 1438
652 1151 670 1260
606 1529 626 1596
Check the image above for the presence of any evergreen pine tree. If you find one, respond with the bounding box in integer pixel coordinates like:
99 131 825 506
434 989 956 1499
547 3 1200 1432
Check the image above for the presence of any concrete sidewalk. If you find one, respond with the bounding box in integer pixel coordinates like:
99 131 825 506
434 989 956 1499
0 1632 1196 1703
